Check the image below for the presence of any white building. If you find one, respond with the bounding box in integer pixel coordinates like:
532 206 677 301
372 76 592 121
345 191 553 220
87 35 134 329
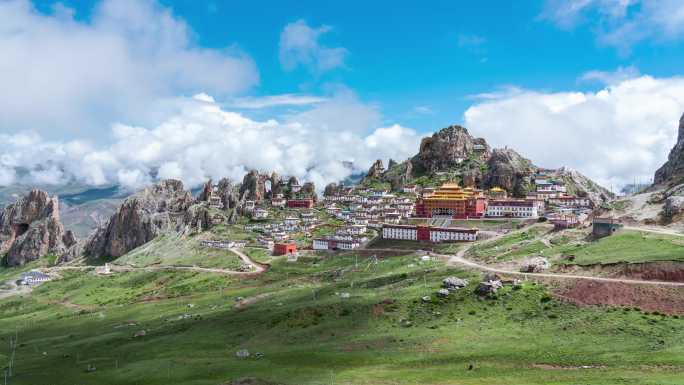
382 224 478 243
485 199 542 218
313 237 362 250
252 208 269 219
284 217 299 226
20 271 51 285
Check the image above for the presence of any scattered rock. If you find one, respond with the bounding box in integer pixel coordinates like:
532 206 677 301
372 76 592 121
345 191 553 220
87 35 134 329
520 256 550 273
133 330 146 338
442 276 469 291
437 289 450 298
339 292 350 299
235 349 251 359
476 280 503 296
421 295 431 303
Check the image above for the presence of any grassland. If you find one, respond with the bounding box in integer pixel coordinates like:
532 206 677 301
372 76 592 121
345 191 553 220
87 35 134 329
1 249 684 384
551 230 684 265
467 225 551 262
114 234 243 269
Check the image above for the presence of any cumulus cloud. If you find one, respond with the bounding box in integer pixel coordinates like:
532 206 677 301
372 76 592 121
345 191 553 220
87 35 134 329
464 74 684 189
541 0 684 51
0 0 258 141
279 19 348 73
0 94 420 192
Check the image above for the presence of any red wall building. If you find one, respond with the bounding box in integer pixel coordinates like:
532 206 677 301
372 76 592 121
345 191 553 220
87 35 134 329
273 243 297 256
415 183 487 219
287 199 314 209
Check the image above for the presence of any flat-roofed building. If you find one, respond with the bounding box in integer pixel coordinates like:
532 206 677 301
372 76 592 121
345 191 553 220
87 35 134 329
382 224 478 243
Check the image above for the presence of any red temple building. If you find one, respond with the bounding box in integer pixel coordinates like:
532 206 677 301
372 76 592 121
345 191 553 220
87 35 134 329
287 198 314 209
415 183 487 219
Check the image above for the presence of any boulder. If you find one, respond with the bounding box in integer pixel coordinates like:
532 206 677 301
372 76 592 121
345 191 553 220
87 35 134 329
437 288 450 298
0 190 76 266
520 256 550 273
442 276 469 291
475 280 503 296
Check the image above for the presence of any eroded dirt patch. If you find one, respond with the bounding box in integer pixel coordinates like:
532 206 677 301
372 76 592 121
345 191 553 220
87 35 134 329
554 280 684 314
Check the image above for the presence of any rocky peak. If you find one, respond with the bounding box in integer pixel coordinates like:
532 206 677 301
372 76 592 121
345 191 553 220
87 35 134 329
367 159 385 179
83 179 192 259
412 125 490 173
0 189 76 266
484 148 535 197
654 113 684 185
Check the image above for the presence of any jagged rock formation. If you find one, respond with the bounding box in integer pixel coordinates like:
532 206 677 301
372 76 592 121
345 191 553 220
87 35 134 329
240 170 266 201
0 190 76 266
557 168 612 205
324 183 339 197
83 180 194 259
484 148 535 197
301 182 317 201
655 113 684 185
367 159 385 179
411 125 490 173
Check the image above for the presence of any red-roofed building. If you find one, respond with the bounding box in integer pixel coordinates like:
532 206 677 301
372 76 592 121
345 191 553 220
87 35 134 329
273 243 297 256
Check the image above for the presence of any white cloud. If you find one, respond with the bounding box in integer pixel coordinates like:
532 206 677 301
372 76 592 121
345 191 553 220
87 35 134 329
579 65 640 84
228 94 328 109
542 0 684 50
464 74 684 189
0 0 258 141
279 19 348 73
0 93 420 191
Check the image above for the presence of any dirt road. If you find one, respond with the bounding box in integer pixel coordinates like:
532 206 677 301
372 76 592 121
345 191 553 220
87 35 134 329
441 235 684 287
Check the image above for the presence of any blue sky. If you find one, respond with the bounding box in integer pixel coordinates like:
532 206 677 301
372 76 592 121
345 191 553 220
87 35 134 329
37 0 684 131
2 0 684 190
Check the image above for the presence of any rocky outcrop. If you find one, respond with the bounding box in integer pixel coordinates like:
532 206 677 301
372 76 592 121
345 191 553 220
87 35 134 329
367 159 385 179
240 170 266 202
484 148 534 196
324 183 339 197
84 180 193 259
411 125 490 173
655 113 684 185
557 168 613 206
301 182 317 201
0 190 76 266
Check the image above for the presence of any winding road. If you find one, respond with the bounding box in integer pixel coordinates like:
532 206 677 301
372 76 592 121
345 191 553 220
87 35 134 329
439 225 684 287
0 248 269 300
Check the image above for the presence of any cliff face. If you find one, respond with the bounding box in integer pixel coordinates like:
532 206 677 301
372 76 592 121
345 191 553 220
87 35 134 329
411 125 490 173
0 190 76 266
484 148 535 196
655 114 684 185
83 180 193 259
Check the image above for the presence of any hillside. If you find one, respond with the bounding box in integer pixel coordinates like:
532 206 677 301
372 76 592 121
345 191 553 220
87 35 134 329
363 125 613 204
2 251 684 384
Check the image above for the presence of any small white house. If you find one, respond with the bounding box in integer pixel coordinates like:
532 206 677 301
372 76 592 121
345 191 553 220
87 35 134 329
20 271 51 285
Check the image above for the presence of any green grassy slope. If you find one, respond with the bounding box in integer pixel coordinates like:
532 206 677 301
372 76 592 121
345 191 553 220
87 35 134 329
0 252 683 384
552 230 684 265
114 234 243 269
